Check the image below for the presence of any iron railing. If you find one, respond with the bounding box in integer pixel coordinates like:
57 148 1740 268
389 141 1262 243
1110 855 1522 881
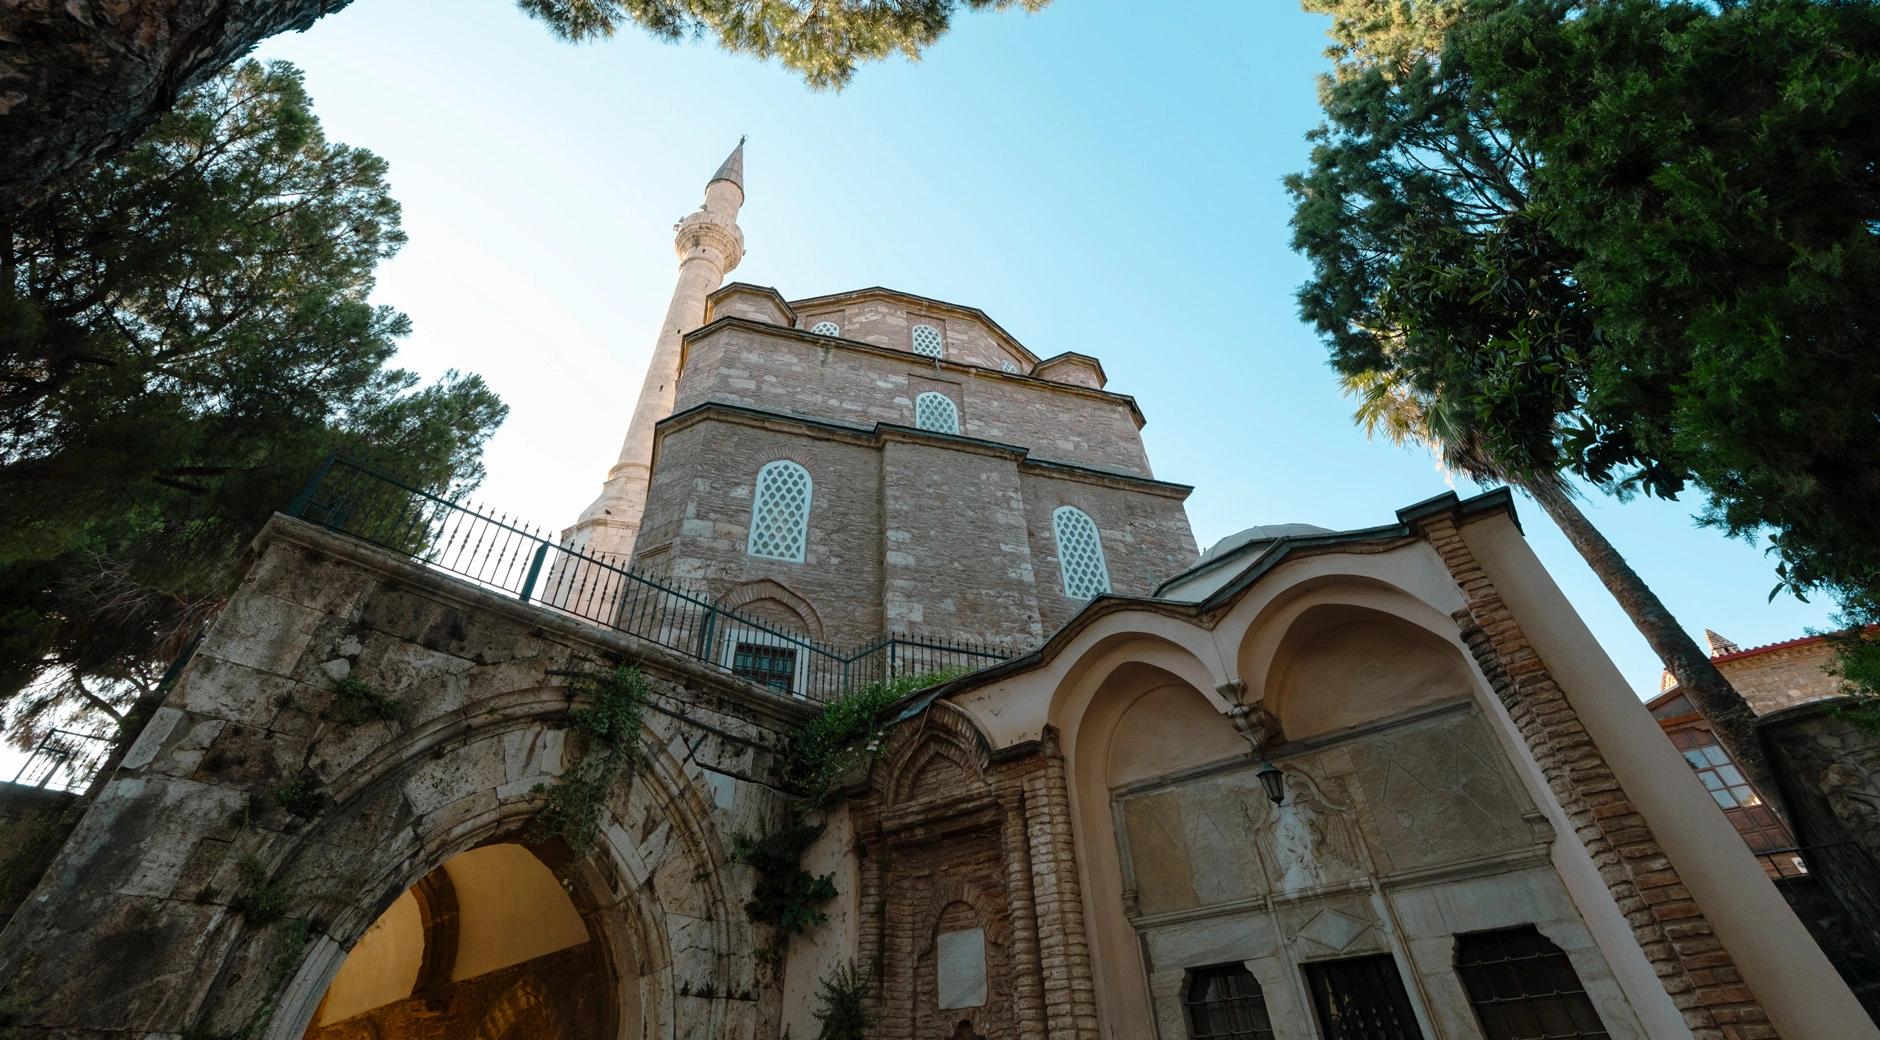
10 728 113 792
288 457 1014 702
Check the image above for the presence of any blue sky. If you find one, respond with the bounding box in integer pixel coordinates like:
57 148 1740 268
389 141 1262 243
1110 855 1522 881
252 0 1835 700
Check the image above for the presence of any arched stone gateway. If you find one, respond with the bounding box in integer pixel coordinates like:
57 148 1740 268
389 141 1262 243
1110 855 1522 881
0 520 800 1039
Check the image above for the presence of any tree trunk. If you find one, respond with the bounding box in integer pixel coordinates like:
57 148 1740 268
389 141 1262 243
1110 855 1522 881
1523 478 1789 823
0 0 357 221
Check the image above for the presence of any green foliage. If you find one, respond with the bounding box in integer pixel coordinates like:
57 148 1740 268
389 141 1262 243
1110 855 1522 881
270 776 326 819
327 675 404 725
786 667 967 809
731 669 965 944
514 0 1049 90
811 961 873 1040
731 819 839 937
1289 0 1880 694
531 666 651 853
0 59 506 749
229 854 291 925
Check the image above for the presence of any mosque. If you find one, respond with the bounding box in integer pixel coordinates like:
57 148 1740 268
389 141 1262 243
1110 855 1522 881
0 144 1868 1040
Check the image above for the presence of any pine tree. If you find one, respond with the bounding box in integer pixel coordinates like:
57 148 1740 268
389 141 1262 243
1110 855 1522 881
1 60 507 756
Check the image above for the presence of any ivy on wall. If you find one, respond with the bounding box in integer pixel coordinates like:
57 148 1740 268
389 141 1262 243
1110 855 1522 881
531 665 652 853
732 668 967 944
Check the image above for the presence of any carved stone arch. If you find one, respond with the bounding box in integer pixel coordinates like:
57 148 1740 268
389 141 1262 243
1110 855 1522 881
881 700 992 804
916 879 1012 951
715 578 826 641
177 682 757 1040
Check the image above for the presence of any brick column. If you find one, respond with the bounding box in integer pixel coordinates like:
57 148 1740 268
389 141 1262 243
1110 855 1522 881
1026 729 1100 1040
1420 516 1776 1040
998 785 1049 1038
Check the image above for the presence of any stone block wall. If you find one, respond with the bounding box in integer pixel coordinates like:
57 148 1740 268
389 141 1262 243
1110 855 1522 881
1721 642 1840 715
1019 469 1198 636
0 517 805 1039
676 325 1153 477
637 406 1196 651
637 415 888 648
784 296 1030 373
881 438 1043 643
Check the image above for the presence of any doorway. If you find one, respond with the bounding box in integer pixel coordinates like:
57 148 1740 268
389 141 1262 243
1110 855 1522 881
302 842 616 1040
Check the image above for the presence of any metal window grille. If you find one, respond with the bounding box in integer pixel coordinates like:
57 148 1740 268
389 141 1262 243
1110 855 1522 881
732 642 797 695
809 320 841 336
1182 964 1275 1040
914 392 960 434
1454 927 1611 1040
1052 506 1111 599
747 460 812 562
1303 954 1426 1040
911 323 945 358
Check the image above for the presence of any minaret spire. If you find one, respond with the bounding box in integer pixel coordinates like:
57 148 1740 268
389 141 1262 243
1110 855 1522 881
562 142 747 564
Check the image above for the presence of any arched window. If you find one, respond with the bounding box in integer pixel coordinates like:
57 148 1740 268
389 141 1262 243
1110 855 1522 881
914 391 960 434
911 323 945 358
1182 963 1275 1040
1053 506 1110 599
746 461 812 562
808 320 840 336
1455 927 1610 1040
1000 359 1019 374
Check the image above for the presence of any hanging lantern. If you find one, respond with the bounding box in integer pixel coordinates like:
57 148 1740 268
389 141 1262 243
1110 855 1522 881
1257 761 1286 805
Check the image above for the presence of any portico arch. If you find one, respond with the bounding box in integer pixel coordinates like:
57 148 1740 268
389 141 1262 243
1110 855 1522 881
164 688 756 1040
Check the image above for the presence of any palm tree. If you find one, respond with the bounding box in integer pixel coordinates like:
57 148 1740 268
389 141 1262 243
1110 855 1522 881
1344 368 1787 820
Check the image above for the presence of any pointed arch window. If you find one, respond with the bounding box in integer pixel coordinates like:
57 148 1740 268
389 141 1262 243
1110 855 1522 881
808 320 840 336
1053 506 1110 599
914 392 960 435
1455 927 1610 1040
746 460 812 562
1183 963 1276 1040
911 323 945 358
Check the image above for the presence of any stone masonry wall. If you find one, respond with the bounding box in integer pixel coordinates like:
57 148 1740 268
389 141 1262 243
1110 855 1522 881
1419 514 1778 1040
0 517 803 1040
881 438 1043 644
637 408 1196 652
1019 469 1198 636
677 325 1152 477
855 705 1099 1040
636 416 888 648
1719 642 1840 716
787 297 1030 373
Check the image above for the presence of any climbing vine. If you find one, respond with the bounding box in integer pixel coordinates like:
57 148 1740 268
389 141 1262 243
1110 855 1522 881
327 675 405 725
732 668 966 942
531 665 652 853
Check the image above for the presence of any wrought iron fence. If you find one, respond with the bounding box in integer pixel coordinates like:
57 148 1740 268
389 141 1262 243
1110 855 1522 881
288 456 1013 702
10 728 113 792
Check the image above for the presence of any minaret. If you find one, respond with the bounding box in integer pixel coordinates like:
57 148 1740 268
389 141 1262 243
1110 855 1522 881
564 140 746 562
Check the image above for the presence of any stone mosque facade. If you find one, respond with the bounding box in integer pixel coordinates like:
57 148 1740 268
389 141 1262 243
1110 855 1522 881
0 144 1871 1040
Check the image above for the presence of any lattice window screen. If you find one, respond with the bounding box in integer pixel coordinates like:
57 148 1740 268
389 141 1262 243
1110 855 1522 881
1053 506 1111 599
911 323 945 358
914 392 960 434
809 320 841 336
746 461 812 562
1000 360 1019 373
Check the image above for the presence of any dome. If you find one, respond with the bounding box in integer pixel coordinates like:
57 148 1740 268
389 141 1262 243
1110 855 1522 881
1196 523 1335 564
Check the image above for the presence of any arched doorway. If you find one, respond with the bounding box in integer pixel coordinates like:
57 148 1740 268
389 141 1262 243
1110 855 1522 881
302 842 618 1040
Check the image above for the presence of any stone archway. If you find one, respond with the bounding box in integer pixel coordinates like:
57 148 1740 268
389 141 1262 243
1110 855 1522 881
301 842 614 1040
193 691 764 1040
